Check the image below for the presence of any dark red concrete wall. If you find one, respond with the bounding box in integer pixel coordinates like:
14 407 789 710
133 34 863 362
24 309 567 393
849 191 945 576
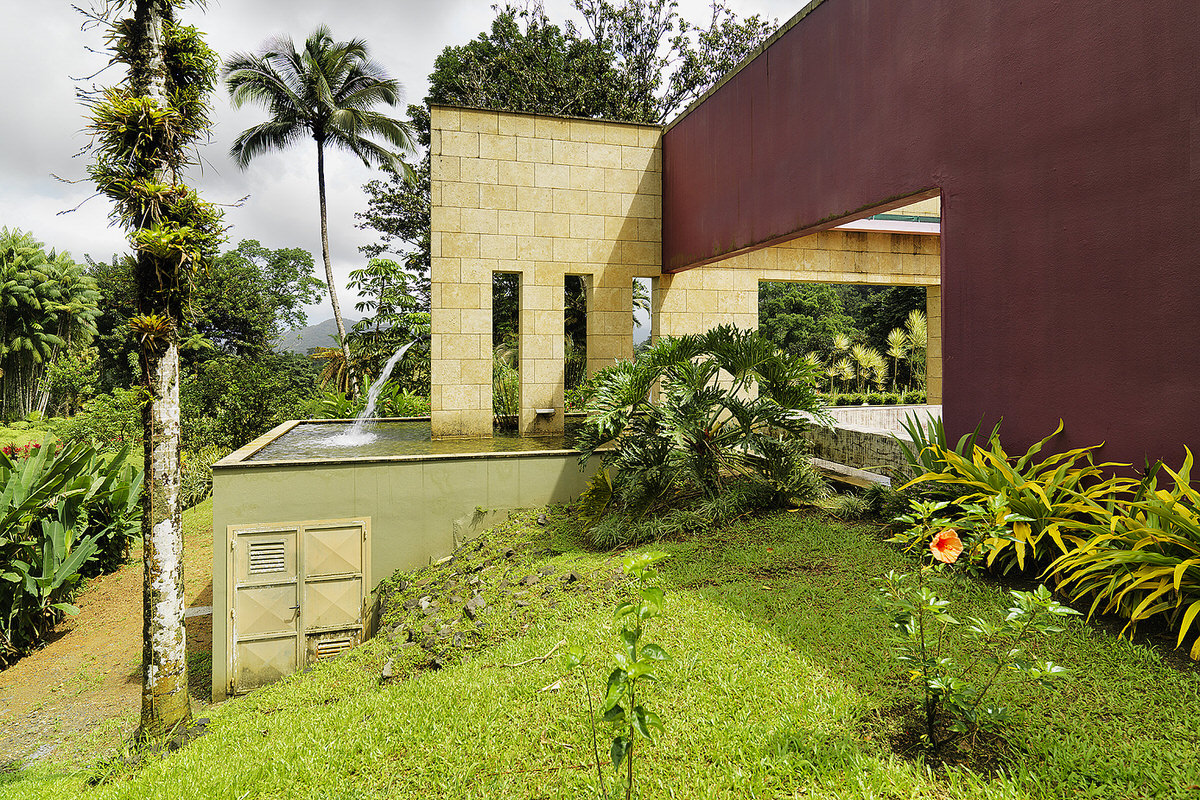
663 0 1200 468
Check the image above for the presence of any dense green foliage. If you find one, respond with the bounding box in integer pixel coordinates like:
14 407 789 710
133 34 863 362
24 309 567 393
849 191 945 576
305 382 430 421
181 352 319 451
759 283 929 393
54 388 145 451
198 240 323 356
346 258 430 395
0 440 141 667
893 418 1200 659
78 239 328 457
575 326 829 547
0 229 101 421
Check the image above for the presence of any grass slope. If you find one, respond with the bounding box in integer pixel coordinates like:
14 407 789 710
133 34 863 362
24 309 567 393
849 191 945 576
4 508 1199 799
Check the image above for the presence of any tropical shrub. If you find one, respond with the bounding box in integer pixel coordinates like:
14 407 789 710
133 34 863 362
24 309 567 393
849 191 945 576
305 381 430 421
0 229 101 421
894 412 998 481
181 353 316 450
575 326 828 547
54 387 145 451
902 421 1133 574
492 345 519 428
565 373 597 412
0 440 142 666
181 444 229 509
1049 448 1200 657
901 389 927 405
879 499 1077 752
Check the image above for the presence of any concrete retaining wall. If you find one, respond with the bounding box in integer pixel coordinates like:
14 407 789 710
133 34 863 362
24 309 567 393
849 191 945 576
807 405 942 473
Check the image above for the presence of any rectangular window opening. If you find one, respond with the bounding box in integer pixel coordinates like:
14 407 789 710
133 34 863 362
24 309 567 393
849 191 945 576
757 280 929 405
633 277 652 358
565 275 588 409
492 272 521 431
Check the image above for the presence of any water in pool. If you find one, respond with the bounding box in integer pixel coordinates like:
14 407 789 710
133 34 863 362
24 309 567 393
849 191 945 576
247 420 582 461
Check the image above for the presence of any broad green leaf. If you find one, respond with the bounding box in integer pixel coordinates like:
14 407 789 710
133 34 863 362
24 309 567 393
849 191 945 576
610 736 630 772
640 643 669 661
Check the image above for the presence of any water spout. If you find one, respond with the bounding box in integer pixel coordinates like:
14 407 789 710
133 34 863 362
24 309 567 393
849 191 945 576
329 341 415 445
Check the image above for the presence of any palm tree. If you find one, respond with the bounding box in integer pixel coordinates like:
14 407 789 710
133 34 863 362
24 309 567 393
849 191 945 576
905 310 928 390
886 328 909 393
224 27 415 388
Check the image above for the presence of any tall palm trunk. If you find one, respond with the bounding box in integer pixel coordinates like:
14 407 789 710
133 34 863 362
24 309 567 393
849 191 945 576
132 0 190 740
316 139 355 396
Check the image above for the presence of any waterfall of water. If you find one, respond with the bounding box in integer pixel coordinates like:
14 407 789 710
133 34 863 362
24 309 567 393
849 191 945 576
329 341 415 445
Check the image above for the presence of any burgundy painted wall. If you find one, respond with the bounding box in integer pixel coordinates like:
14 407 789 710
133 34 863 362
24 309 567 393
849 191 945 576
663 0 1200 469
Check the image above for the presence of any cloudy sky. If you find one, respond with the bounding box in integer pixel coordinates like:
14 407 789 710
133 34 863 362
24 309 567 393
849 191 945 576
2 0 799 326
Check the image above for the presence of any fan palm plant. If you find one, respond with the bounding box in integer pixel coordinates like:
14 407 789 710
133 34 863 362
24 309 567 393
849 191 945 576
886 327 909 392
575 326 829 526
835 357 855 393
224 27 416 387
850 344 886 393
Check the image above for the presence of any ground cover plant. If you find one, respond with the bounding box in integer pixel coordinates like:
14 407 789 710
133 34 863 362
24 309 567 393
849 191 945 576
4 506 1199 799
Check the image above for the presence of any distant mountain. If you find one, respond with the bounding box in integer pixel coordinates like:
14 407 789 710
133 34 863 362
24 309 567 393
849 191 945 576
273 317 359 355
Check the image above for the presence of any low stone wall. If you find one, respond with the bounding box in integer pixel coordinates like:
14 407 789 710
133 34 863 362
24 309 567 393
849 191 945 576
824 404 941 434
808 425 910 474
807 405 942 474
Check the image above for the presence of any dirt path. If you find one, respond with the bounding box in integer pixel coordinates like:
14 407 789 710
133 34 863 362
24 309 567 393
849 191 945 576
0 504 214 767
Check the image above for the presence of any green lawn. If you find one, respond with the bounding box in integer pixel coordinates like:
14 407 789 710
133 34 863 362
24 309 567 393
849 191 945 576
4 508 1199 799
0 423 56 451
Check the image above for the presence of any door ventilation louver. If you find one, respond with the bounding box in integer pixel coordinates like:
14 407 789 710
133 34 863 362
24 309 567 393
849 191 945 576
315 637 353 660
248 540 287 574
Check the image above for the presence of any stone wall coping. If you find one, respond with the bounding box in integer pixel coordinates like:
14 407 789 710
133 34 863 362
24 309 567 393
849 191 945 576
430 103 664 131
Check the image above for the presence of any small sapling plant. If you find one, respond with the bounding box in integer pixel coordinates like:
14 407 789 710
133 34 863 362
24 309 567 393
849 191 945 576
879 500 1078 752
564 551 670 799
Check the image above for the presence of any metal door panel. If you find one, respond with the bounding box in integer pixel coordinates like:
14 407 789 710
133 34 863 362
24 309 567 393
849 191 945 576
235 636 298 692
229 518 369 692
235 583 299 637
304 576 363 630
304 525 362 576
235 530 298 584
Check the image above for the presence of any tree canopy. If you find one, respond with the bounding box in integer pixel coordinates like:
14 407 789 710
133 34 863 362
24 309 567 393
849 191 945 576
224 25 416 386
0 229 100 420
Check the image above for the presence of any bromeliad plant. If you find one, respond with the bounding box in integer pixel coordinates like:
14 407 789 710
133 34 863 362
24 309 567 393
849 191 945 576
565 552 670 799
880 500 1078 752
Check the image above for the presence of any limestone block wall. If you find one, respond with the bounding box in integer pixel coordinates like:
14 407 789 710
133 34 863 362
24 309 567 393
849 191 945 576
430 106 663 437
430 105 943 438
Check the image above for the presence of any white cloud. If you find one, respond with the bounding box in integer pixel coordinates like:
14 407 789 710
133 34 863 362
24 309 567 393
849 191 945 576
2 0 802 325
